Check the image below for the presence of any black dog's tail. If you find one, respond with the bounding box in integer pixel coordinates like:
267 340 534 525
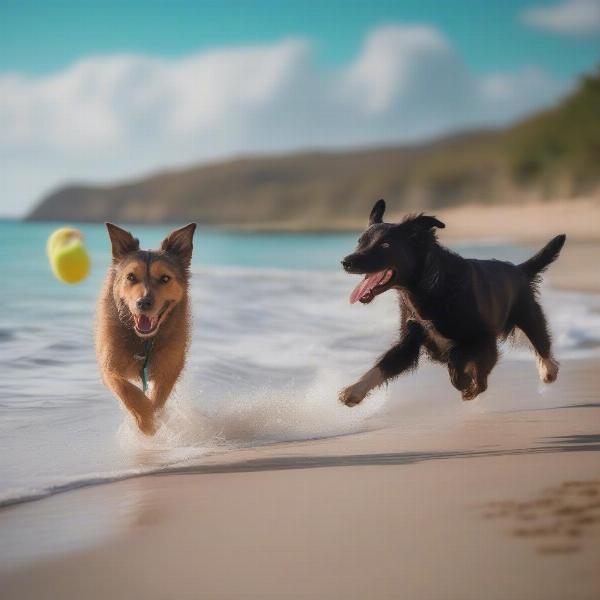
519 234 566 280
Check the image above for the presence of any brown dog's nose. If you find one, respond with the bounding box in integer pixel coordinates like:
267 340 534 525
341 258 353 271
136 296 153 311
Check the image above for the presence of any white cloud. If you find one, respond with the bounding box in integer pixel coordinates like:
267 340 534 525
0 25 569 216
521 0 600 36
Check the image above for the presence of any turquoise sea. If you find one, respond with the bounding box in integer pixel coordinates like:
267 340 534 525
1 220 599 509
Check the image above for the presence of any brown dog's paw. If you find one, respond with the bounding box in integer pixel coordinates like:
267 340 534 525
135 411 157 436
339 384 366 407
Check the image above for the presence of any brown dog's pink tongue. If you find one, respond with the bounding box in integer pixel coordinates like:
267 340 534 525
350 271 386 304
138 314 152 332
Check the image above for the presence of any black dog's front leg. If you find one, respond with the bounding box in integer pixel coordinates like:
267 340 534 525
340 321 425 407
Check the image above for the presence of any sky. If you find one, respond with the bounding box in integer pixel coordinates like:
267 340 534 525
1 0 599 217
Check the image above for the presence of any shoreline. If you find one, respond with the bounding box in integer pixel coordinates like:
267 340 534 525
18 197 600 240
11 202 600 293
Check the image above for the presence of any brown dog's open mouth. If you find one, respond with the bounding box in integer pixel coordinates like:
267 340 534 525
133 302 171 336
350 269 395 304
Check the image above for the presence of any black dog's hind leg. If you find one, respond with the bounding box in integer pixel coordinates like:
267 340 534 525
340 320 425 407
514 295 558 383
448 347 471 393
465 340 498 401
448 339 498 401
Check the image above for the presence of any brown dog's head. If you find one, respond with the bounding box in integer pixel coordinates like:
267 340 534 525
106 223 196 338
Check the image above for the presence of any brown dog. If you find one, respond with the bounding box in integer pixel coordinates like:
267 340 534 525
95 223 196 435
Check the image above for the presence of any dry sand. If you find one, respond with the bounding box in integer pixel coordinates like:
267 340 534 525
1 356 599 600
233 197 600 243
435 197 600 244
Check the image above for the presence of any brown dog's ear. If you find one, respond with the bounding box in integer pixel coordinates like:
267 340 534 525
411 214 445 230
106 223 140 260
369 199 386 225
160 223 197 267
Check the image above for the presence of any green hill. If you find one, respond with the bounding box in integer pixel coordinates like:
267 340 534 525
507 66 600 192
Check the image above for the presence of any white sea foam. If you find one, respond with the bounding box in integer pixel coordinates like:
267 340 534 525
117 367 387 465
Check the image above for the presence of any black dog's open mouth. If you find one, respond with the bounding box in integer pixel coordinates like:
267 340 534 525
133 302 171 336
350 269 395 304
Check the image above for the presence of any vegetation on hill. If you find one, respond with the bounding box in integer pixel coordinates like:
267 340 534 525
507 66 600 192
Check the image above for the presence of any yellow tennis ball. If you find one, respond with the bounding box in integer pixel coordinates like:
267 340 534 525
47 227 91 284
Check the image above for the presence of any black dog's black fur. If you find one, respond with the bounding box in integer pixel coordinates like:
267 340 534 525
339 199 566 406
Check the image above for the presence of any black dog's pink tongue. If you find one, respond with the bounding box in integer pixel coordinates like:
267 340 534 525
137 314 152 332
350 271 386 304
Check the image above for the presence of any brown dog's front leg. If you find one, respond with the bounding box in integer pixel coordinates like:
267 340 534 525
105 373 156 435
150 369 180 412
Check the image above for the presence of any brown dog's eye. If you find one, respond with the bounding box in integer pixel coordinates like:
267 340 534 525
126 272 136 283
160 275 171 284
380 242 391 249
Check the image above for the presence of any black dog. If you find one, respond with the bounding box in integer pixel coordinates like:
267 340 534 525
339 199 566 406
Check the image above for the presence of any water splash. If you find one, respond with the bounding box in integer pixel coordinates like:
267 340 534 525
118 367 387 466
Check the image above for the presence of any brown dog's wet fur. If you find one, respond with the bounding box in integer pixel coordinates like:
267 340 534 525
95 223 196 435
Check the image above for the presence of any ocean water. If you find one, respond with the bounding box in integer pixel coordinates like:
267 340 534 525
1 220 599 508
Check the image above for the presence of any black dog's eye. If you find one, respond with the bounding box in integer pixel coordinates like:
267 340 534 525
126 272 137 283
380 242 391 249
160 275 171 284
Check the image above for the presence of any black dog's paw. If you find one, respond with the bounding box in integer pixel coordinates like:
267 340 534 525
461 386 479 401
461 378 486 401
339 384 366 407
449 366 470 393
537 356 559 384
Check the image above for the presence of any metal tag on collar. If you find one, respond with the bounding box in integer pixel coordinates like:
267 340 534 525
139 339 154 393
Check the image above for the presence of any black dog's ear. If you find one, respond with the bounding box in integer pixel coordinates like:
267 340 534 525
369 199 386 225
161 223 197 267
106 223 140 260
411 215 445 231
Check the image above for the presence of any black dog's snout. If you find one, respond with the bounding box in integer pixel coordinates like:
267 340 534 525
136 296 153 311
342 255 359 272
341 258 352 271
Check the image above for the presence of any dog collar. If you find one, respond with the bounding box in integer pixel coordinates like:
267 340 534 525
136 339 154 394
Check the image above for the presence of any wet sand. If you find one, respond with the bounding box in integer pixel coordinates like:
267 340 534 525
1 356 599 600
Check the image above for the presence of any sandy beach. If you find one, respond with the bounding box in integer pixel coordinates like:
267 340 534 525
225 196 600 240
1 352 599 599
436 197 600 244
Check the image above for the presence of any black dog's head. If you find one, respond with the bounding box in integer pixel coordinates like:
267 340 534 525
342 199 445 304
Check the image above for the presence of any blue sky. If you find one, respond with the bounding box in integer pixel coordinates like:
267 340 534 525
1 0 599 77
1 0 599 216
